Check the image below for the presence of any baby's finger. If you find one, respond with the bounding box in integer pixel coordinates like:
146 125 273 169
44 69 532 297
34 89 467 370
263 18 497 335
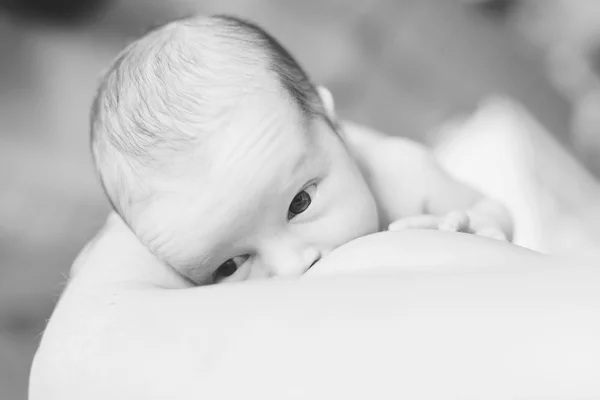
388 215 439 231
439 211 470 232
475 227 508 241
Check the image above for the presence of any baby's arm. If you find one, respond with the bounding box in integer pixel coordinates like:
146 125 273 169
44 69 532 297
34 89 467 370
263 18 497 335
342 121 513 240
391 154 514 241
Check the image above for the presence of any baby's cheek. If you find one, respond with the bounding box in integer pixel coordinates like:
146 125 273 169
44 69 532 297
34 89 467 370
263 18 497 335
247 262 271 280
326 205 378 250
336 172 380 234
314 171 379 250
348 188 380 236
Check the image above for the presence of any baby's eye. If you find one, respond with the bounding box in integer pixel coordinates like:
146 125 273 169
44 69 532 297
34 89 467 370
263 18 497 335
213 255 247 283
288 183 317 220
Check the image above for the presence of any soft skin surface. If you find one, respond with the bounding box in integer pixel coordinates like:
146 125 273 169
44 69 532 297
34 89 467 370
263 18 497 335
30 218 600 399
306 229 540 277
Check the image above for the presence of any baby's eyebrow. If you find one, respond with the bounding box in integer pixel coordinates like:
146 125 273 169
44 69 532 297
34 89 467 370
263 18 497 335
177 250 216 281
278 151 311 193
180 263 213 285
291 151 310 174
289 150 313 183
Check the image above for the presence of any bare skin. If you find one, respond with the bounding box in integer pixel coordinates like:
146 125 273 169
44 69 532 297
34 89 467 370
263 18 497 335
30 215 600 399
120 84 514 285
89 15 512 284
30 162 600 399
28 14 598 400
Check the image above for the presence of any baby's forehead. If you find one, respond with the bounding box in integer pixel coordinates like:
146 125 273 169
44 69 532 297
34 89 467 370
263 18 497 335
152 121 322 266
201 122 315 195
202 94 315 167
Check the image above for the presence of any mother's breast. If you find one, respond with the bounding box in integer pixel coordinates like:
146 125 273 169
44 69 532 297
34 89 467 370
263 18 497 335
307 230 544 277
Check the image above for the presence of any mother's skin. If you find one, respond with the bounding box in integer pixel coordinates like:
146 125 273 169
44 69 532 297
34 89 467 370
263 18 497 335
30 216 600 399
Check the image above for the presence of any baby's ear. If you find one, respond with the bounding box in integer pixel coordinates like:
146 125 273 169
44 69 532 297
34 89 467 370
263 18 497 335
317 86 336 121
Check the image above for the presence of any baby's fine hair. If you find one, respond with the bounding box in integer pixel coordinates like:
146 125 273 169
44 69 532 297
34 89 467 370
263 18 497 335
90 14 322 225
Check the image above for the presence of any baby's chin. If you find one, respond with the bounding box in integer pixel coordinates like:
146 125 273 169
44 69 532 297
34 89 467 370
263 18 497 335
305 229 538 277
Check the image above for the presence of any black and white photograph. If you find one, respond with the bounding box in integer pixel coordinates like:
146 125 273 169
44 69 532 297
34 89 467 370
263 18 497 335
1 0 600 398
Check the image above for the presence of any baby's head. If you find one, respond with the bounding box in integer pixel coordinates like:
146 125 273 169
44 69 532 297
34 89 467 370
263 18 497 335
91 15 379 284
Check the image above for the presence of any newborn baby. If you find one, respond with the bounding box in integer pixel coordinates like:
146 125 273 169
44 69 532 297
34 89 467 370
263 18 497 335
90 14 513 285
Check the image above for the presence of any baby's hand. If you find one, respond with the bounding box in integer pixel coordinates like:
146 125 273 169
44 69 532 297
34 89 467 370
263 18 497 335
388 211 507 241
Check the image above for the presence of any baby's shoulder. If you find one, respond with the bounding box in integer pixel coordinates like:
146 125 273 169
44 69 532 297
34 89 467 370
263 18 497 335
341 121 433 169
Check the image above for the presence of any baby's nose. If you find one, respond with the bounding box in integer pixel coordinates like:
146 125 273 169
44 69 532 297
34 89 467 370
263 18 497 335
264 244 321 278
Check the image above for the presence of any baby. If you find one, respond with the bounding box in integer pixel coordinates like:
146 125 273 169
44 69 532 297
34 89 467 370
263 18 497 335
90 14 513 285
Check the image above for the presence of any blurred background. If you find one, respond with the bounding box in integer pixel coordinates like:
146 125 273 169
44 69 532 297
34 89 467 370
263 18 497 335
2 0 600 398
